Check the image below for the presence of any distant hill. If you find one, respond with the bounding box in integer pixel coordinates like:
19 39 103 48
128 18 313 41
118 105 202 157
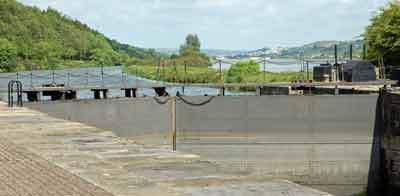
214 40 364 60
0 0 159 71
277 40 363 59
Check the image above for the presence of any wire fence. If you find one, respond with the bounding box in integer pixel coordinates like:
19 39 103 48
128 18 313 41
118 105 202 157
0 55 395 91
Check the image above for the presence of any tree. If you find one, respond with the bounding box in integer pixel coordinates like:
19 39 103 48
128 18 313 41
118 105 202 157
180 34 201 55
32 41 61 69
0 38 17 72
177 34 210 66
365 2 400 66
227 60 260 83
89 49 120 65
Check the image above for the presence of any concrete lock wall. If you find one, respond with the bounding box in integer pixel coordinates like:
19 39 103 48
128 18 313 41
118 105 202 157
27 95 378 194
27 98 172 144
175 95 378 191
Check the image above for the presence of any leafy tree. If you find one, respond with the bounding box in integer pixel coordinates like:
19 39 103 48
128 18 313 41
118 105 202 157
227 60 260 83
365 2 400 66
0 38 17 72
177 34 210 66
180 34 201 54
32 41 61 69
90 49 113 65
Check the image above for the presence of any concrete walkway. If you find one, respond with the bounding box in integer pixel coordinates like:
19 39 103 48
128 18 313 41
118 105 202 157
0 136 113 196
0 102 333 196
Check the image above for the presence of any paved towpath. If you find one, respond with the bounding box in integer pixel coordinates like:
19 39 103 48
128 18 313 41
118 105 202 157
0 102 333 196
0 136 113 196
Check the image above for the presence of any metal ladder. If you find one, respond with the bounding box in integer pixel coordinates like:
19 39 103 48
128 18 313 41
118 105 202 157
8 80 23 107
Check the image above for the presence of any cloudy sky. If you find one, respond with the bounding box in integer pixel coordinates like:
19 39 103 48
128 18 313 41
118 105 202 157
18 0 389 50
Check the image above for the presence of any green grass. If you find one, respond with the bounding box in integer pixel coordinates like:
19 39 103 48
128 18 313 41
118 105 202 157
124 65 309 84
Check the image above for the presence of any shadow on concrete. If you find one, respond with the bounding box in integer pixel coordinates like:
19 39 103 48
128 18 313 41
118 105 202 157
366 92 385 196
367 92 400 196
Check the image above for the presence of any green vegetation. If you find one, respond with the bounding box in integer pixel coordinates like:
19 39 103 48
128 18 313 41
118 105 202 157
125 65 220 83
0 0 159 72
365 2 400 67
125 62 304 84
0 38 17 72
227 60 260 83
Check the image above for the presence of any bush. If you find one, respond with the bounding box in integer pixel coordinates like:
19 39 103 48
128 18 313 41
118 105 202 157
227 60 260 83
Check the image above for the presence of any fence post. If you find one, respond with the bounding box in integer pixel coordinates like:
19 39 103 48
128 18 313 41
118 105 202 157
16 72 19 80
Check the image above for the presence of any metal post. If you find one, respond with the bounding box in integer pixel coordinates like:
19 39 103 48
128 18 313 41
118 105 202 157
8 81 13 107
158 58 161 80
30 72 33 88
101 65 104 87
171 97 177 151
219 59 224 96
263 58 266 83
306 61 310 81
86 71 89 86
334 44 338 65
183 62 187 95
30 64 33 88
121 73 126 88
52 69 55 84
349 44 353 60
334 44 339 82
16 72 19 80
67 72 70 87
162 61 164 80
135 64 139 88
362 44 366 60
219 59 222 83
173 62 177 83
17 81 22 107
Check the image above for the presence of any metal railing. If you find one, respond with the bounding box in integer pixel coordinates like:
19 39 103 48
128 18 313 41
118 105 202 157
0 68 129 89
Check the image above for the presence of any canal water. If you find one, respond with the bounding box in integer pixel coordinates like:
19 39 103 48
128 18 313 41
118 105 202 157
0 66 254 101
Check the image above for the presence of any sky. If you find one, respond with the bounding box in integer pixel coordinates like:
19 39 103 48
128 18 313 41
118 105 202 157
18 0 390 50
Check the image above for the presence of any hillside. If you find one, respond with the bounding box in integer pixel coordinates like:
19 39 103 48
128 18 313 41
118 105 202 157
0 0 158 72
277 40 363 59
